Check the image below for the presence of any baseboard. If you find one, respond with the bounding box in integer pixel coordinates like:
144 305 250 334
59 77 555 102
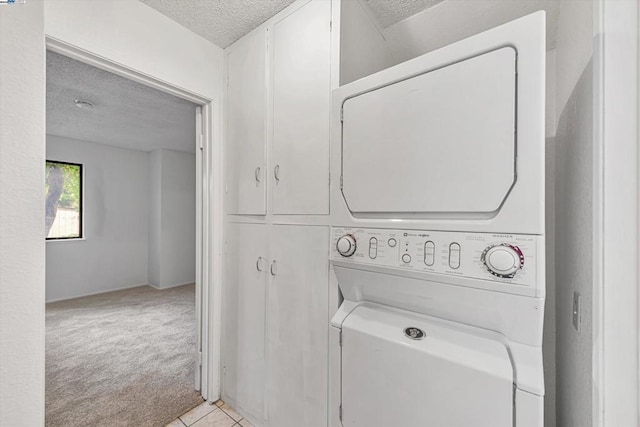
46 282 149 303
148 281 195 290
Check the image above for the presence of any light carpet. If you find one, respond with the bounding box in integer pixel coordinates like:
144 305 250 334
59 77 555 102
46 284 203 427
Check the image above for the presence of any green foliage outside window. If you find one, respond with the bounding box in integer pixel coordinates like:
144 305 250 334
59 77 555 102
46 161 82 239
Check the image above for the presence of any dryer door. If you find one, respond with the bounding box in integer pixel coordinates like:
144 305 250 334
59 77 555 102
341 305 513 427
341 47 516 217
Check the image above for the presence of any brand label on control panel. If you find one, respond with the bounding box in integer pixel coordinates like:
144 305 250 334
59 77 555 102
331 227 540 288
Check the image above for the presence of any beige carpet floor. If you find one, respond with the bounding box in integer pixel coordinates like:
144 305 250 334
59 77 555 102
46 284 204 427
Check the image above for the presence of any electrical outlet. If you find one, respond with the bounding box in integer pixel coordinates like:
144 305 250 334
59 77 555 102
572 291 581 332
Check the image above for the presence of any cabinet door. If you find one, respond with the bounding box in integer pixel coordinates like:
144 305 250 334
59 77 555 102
226 29 267 215
271 0 332 215
267 225 329 427
222 223 267 422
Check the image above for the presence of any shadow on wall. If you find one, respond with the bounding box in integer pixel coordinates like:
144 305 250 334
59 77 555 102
554 58 594 427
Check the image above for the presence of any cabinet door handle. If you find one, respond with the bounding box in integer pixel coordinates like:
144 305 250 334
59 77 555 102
274 164 280 183
270 260 277 276
256 256 264 272
255 166 262 183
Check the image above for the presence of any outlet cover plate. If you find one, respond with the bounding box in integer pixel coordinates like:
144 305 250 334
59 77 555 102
573 291 582 332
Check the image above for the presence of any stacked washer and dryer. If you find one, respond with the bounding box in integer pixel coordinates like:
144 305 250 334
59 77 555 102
329 12 546 427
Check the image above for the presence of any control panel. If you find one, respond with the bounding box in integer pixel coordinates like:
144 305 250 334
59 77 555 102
331 227 540 289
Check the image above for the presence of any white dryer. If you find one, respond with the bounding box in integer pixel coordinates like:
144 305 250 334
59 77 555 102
329 12 546 427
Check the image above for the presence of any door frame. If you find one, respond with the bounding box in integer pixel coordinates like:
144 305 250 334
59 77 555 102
45 36 224 402
592 0 639 425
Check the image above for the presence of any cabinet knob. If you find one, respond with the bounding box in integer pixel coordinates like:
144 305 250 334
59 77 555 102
270 260 277 276
255 166 262 183
274 164 280 183
256 256 264 272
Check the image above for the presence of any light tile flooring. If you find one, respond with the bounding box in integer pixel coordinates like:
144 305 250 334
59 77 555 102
166 400 253 427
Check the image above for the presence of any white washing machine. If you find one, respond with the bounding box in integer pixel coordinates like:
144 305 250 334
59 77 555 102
329 12 546 427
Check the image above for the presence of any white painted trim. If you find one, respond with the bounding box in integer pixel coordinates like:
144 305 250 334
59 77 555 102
207 97 224 403
45 238 86 244
195 105 203 393
46 37 210 105
593 1 640 426
592 2 605 425
44 37 223 402
45 283 149 303
148 282 196 291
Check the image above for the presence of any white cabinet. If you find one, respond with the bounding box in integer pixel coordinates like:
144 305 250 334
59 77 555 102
224 223 329 427
271 0 332 215
267 225 329 427
223 223 267 422
226 29 267 215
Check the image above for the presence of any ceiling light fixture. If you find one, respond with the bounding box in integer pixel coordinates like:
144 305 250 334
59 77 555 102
74 99 94 110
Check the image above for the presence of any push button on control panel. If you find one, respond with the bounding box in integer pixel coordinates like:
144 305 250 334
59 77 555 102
448 242 461 269
424 241 435 266
369 237 378 259
388 238 397 247
402 253 412 264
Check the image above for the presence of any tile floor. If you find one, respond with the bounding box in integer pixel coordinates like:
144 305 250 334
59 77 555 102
166 400 253 427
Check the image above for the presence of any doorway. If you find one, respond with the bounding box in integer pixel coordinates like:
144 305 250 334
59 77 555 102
44 44 214 426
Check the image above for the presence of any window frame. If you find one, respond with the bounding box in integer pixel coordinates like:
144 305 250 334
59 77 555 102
45 159 84 241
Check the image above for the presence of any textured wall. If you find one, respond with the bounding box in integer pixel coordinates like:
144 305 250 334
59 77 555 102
554 2 594 426
0 2 46 426
46 136 150 302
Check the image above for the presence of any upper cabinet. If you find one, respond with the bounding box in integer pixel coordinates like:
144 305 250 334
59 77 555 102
270 0 332 215
225 0 332 216
226 28 267 215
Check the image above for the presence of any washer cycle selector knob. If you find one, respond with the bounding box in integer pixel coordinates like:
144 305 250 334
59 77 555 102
481 244 525 278
336 234 357 257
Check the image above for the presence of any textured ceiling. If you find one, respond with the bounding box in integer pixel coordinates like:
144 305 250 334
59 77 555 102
47 51 198 153
365 0 446 28
139 0 296 48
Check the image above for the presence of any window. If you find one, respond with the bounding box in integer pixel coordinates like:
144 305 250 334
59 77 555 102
45 160 83 240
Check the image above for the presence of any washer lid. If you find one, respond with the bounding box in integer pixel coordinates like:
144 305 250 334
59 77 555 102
341 47 516 217
341 305 513 427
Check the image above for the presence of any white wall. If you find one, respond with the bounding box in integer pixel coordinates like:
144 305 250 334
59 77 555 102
45 136 150 302
149 150 162 288
553 2 594 426
44 0 223 101
339 0 395 85
1 2 222 421
381 1 559 65
339 0 560 83
148 149 196 289
0 2 45 427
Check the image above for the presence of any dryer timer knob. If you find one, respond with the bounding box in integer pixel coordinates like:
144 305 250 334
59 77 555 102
336 234 357 257
481 244 524 278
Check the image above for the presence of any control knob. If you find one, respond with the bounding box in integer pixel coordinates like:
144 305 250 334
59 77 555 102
481 243 524 278
336 234 357 257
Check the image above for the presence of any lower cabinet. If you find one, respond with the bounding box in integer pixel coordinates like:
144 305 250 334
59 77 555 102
223 223 268 423
223 223 329 427
267 225 329 427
